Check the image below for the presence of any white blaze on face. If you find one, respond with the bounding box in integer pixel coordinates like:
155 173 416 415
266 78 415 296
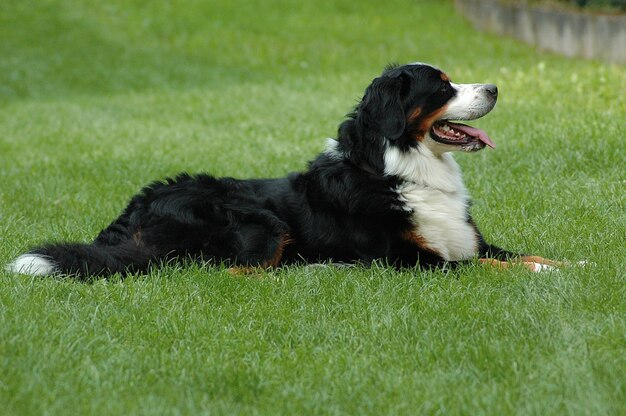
441 83 497 121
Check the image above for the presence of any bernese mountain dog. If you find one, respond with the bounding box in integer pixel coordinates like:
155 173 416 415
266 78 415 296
7 62 562 279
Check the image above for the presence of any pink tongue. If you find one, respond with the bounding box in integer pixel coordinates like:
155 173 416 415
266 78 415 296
448 122 496 149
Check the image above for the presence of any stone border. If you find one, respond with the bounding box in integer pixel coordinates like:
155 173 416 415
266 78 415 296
455 0 626 64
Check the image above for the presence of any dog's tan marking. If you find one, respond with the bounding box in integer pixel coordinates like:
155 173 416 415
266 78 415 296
415 106 447 140
480 256 564 272
408 107 422 122
440 72 450 82
227 234 292 275
263 234 293 268
480 258 516 269
133 229 143 246
406 105 447 142
519 256 564 267
402 231 439 255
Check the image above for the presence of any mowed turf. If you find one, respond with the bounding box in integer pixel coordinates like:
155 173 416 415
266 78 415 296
1 0 624 414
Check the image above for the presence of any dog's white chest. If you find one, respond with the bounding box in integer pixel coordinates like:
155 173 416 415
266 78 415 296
396 182 478 261
385 148 479 261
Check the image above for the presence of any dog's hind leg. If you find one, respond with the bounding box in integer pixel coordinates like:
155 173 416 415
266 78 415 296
226 225 292 272
226 233 292 275
222 210 292 275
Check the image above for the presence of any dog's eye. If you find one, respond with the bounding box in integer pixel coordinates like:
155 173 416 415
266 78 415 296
439 83 449 93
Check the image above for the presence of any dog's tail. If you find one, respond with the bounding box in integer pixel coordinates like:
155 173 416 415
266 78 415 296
5 240 152 280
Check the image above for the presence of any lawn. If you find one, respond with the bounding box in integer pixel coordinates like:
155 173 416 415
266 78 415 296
1 0 625 414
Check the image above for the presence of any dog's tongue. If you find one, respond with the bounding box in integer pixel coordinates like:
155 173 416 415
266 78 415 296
449 122 496 149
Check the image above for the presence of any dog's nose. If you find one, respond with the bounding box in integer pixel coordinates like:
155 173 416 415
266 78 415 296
485 84 498 98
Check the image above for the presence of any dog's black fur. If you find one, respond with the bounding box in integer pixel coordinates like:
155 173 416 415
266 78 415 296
9 63 522 279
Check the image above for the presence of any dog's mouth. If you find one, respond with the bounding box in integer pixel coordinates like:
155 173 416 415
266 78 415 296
430 121 495 151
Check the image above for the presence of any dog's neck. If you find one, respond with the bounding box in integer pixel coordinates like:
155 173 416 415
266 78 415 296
323 138 378 174
383 144 467 195
324 137 467 195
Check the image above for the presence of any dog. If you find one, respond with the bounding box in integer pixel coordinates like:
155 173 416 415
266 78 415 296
6 62 562 279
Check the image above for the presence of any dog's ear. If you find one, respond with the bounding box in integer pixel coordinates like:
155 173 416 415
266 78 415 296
360 75 407 140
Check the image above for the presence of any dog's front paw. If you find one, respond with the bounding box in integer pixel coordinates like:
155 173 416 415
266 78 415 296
480 256 562 273
522 261 559 273
480 256 592 273
519 256 563 273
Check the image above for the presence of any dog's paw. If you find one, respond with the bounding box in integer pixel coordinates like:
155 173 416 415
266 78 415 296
480 256 593 273
518 256 562 273
480 256 562 273
523 259 594 273
522 261 559 273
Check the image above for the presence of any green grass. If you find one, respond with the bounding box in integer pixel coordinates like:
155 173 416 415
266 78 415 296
1 0 624 414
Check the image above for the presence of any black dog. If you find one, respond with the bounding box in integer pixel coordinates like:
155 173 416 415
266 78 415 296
7 63 560 279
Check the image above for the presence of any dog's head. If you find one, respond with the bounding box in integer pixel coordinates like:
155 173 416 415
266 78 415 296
364 62 497 152
342 63 497 158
